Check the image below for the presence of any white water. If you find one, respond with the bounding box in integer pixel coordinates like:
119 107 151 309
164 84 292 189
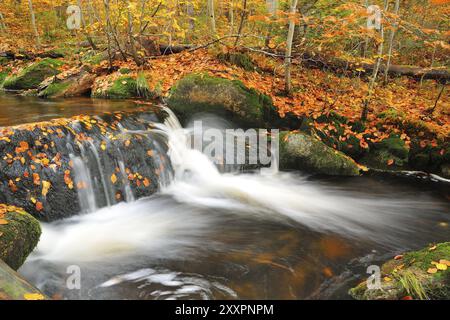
27 107 445 264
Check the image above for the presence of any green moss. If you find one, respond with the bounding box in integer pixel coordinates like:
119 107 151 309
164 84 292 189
0 208 41 270
167 73 277 127
38 81 71 98
92 76 146 99
82 51 108 65
119 67 131 74
0 57 10 66
0 72 8 87
361 134 409 169
217 52 256 71
350 243 450 300
2 58 63 90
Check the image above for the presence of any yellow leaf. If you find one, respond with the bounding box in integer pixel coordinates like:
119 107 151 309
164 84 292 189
384 276 392 282
439 259 450 266
436 263 447 271
0 219 8 225
42 181 51 197
111 174 117 184
23 293 45 300
429 245 437 251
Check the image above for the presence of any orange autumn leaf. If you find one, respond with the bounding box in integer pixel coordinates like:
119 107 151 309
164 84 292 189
387 159 394 166
32 173 41 185
0 219 9 225
111 174 117 184
35 201 44 211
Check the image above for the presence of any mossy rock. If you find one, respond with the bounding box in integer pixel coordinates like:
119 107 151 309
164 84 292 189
38 81 71 98
0 57 10 66
0 205 41 270
167 73 278 128
92 75 151 99
349 242 450 300
361 134 409 169
2 58 63 91
279 131 360 176
409 139 449 174
217 52 256 71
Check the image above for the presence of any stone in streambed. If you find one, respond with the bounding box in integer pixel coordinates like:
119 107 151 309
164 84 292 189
2 58 63 91
279 131 360 176
167 73 279 128
0 204 41 270
349 242 450 300
361 134 409 169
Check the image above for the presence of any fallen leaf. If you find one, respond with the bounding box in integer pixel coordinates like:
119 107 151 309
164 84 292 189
387 159 394 166
23 293 45 300
436 263 447 270
394 255 403 260
35 201 43 211
0 219 8 225
427 267 438 274
111 174 117 184
429 245 437 251
42 181 51 197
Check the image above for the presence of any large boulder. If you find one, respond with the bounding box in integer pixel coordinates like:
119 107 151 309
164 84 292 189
38 67 96 98
0 259 46 300
2 58 63 91
0 204 41 270
167 73 279 128
0 110 170 221
279 131 360 176
349 242 450 300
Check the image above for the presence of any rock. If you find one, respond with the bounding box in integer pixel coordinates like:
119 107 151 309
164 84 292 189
0 259 47 300
217 52 256 71
361 134 409 169
279 131 360 176
441 163 450 179
0 110 169 221
0 204 41 270
349 242 450 300
167 73 279 127
38 67 96 98
2 58 63 91
91 72 153 99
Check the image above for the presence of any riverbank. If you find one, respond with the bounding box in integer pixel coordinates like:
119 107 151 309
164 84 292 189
1 45 448 178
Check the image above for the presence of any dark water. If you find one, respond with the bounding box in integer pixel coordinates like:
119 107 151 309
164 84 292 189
1 94 448 300
0 93 143 126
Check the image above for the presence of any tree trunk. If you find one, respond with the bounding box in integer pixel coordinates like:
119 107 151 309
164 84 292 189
361 26 384 121
27 0 41 49
284 0 298 94
127 6 142 66
234 0 248 46
207 0 216 36
383 0 400 83
77 0 97 50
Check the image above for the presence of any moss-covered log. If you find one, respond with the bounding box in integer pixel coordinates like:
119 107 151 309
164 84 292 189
350 242 450 300
0 204 41 270
91 72 153 99
279 131 361 176
38 67 96 98
0 259 47 300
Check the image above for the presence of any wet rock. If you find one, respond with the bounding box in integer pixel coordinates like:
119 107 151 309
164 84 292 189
0 110 170 221
349 242 450 300
38 67 96 98
167 73 279 128
0 259 47 300
0 204 41 270
279 131 360 176
2 58 64 91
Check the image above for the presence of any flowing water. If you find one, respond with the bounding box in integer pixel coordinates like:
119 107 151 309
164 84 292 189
0 94 448 299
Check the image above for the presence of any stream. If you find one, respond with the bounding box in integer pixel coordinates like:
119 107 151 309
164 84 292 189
1 94 448 300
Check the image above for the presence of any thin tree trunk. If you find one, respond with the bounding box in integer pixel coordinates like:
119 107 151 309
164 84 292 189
383 0 399 83
361 26 384 121
28 0 41 49
207 0 216 36
429 83 446 115
229 0 234 35
77 0 97 50
187 1 195 33
284 0 298 94
234 0 248 46
0 12 6 32
127 6 141 66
